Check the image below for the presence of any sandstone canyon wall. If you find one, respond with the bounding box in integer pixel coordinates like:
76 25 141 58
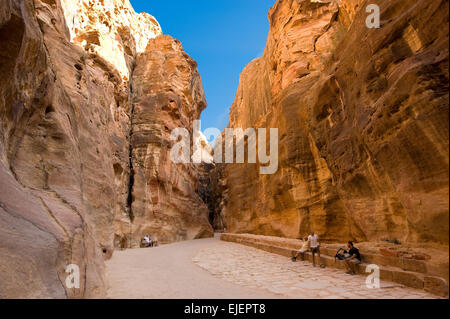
218 0 449 245
121 35 214 245
0 0 212 298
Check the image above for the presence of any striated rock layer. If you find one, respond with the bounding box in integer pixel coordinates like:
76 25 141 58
218 0 449 245
0 0 211 298
60 0 161 80
120 35 213 245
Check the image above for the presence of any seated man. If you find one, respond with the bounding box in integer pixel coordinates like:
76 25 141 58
344 241 361 275
292 237 310 261
142 235 152 248
151 235 159 247
148 235 154 247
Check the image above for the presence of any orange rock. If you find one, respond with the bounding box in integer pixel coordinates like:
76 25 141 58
411 253 432 261
0 0 211 298
424 276 449 298
215 0 449 246
127 35 213 245
380 248 400 258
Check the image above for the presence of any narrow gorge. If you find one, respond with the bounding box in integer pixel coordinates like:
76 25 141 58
0 0 448 299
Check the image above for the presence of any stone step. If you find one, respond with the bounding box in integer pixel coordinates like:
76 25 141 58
221 233 448 298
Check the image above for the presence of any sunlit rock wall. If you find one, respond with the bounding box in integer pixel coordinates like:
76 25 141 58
0 0 210 298
127 35 213 245
219 0 449 245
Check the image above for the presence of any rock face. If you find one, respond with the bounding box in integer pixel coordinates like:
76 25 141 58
121 35 213 245
60 0 161 80
219 0 449 245
0 0 211 298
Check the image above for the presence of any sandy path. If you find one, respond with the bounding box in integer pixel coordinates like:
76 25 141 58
105 234 279 299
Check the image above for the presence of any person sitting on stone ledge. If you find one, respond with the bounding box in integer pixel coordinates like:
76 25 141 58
151 235 159 247
292 237 310 262
344 241 361 275
141 235 153 248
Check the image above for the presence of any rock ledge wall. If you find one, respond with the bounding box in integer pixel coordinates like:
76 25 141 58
217 0 449 246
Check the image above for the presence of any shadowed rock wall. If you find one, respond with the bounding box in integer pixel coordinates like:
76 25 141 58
123 35 213 245
0 0 211 298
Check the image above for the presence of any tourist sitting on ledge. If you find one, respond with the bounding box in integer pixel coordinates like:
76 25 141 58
152 236 159 247
291 237 310 262
344 241 361 275
141 235 153 248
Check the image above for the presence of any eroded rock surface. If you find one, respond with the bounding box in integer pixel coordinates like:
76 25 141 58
60 0 161 80
218 0 449 245
125 36 213 245
0 0 210 298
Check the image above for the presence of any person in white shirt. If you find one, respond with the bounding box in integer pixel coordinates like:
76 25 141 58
308 231 323 267
143 235 152 247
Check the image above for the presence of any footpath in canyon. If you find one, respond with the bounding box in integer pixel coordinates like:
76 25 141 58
106 234 437 299
0 0 448 298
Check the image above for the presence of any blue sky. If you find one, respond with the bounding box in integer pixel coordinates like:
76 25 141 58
130 0 276 133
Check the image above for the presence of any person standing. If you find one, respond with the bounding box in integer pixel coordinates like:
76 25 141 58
308 231 322 267
143 235 152 247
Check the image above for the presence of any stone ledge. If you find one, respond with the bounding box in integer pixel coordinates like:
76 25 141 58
221 233 449 298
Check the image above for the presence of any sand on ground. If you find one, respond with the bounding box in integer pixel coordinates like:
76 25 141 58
105 234 279 299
